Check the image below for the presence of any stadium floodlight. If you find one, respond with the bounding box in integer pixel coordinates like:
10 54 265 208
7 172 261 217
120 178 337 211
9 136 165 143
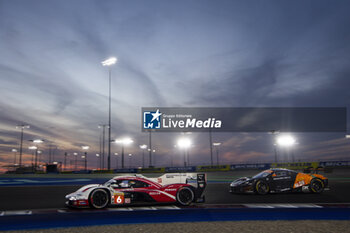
101 57 117 66
113 138 133 169
213 142 221 165
28 146 38 150
114 138 133 145
139 144 147 167
12 149 18 165
346 135 350 139
276 135 296 147
139 144 147 149
128 154 132 168
32 139 44 143
81 146 89 170
177 138 192 167
73 153 78 171
177 138 191 149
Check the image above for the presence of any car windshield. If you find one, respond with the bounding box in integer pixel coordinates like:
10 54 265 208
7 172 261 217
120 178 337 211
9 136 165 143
103 179 116 186
252 171 272 179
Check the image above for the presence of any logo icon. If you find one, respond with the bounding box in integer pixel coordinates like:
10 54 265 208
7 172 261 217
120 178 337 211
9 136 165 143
143 109 162 129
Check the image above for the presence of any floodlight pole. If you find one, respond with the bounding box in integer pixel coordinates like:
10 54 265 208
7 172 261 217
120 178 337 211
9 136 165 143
102 57 117 170
149 131 152 167
19 127 24 166
121 144 124 169
274 145 278 163
108 67 112 170
99 124 108 169
34 148 38 169
216 147 219 165
187 149 190 166
142 149 145 167
84 152 87 171
17 125 29 167
209 130 213 166
64 152 67 171
74 153 77 171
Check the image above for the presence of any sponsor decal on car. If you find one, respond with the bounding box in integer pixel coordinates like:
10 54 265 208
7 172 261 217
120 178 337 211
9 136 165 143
149 192 160 195
294 180 305 188
164 189 177 192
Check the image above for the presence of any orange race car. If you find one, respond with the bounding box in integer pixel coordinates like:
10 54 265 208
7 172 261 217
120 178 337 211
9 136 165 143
230 168 328 194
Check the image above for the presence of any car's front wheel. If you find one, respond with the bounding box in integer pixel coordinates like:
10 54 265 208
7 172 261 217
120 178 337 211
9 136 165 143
176 187 194 206
89 189 109 209
254 180 270 195
309 178 324 193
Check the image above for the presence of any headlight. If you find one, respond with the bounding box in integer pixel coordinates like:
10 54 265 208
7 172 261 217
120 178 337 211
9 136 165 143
69 196 77 201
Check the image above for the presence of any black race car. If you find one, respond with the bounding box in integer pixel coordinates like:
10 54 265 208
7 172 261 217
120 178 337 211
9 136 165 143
229 168 328 194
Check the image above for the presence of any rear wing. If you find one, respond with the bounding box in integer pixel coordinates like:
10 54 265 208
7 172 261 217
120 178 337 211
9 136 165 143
150 173 206 188
150 173 206 203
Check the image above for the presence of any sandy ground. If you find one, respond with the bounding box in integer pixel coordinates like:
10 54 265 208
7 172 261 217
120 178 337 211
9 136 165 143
4 220 350 233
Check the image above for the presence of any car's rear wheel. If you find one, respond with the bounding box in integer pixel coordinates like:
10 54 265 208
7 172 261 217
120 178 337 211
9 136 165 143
309 178 324 193
254 180 270 195
89 189 109 209
176 187 194 206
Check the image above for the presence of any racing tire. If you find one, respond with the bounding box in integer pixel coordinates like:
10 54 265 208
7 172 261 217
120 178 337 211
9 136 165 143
309 178 324 194
254 180 270 195
89 189 109 209
176 187 194 206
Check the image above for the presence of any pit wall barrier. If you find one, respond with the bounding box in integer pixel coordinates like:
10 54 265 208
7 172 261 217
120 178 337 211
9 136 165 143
230 163 270 170
59 161 350 174
196 165 230 172
165 166 196 172
139 167 166 173
270 162 320 170
319 161 350 167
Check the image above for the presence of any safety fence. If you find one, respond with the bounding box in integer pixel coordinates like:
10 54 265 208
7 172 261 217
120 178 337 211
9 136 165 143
58 160 350 174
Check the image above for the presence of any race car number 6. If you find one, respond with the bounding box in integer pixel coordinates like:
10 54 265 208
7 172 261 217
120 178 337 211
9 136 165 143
114 194 124 204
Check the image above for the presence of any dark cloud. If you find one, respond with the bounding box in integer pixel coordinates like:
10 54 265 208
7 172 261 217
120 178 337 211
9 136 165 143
1 0 350 168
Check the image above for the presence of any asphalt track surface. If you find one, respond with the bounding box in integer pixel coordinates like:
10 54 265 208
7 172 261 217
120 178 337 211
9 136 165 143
0 171 349 231
0 178 349 211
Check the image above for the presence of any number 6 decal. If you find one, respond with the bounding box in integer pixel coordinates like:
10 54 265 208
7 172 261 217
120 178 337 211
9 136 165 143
114 193 124 204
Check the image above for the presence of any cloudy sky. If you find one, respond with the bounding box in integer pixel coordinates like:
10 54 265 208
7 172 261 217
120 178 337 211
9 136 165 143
0 0 350 170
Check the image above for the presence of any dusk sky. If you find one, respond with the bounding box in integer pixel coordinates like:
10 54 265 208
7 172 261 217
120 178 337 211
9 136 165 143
1 0 350 170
